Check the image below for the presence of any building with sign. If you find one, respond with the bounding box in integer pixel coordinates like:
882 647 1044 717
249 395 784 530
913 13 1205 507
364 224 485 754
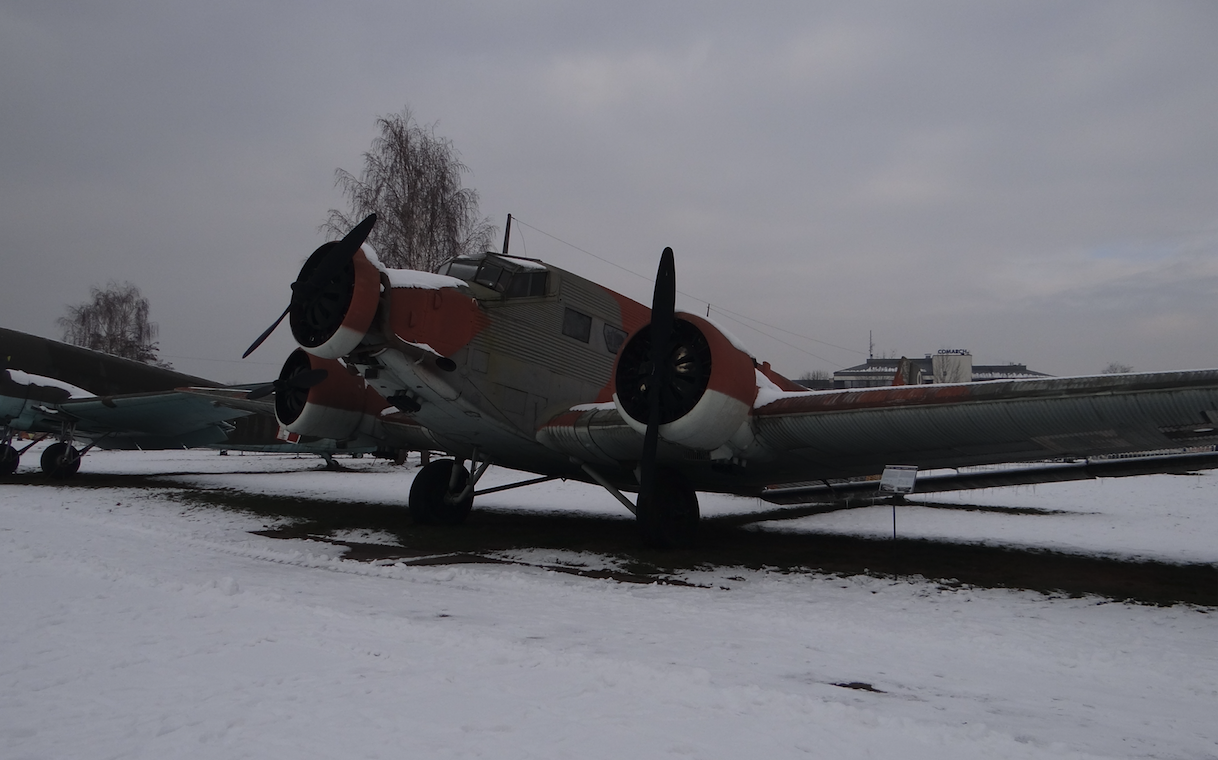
830 351 1051 389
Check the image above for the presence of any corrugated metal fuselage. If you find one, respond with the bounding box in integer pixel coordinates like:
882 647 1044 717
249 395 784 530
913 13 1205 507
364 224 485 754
354 265 649 481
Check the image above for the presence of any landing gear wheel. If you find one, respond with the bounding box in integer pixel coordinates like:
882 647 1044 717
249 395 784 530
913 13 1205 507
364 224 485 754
408 459 473 525
636 467 699 549
41 442 81 479
0 444 19 476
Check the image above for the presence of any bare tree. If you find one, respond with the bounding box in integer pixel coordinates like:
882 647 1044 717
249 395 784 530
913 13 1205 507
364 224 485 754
58 281 170 367
1101 362 1133 374
322 108 496 272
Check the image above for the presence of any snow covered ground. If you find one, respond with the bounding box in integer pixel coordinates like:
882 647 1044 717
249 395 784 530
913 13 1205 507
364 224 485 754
2 446 1215 759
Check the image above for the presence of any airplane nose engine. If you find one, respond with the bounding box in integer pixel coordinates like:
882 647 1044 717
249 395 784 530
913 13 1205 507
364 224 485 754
289 243 382 359
612 313 758 451
275 349 382 440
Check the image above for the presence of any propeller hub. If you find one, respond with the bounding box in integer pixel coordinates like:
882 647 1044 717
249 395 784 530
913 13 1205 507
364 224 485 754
615 319 712 425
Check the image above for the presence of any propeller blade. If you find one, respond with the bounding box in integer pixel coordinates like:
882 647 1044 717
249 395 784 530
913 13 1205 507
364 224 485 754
244 368 327 401
242 304 291 359
293 213 377 302
638 247 677 510
245 382 277 401
242 214 377 360
288 368 329 389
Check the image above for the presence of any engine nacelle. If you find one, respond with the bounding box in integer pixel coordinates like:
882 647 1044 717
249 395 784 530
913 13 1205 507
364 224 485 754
612 313 758 452
289 243 486 362
290 244 382 359
275 349 385 440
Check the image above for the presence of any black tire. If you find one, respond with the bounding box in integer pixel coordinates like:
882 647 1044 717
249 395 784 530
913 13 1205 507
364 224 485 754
41 442 82 479
408 459 473 525
0 444 19 476
636 468 700 549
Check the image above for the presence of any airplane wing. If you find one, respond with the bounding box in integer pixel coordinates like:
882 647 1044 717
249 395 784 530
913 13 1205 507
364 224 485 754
179 385 439 453
2 368 246 443
1 328 262 470
760 449 1218 504
55 390 252 446
538 369 1218 495
748 369 1218 479
175 386 275 416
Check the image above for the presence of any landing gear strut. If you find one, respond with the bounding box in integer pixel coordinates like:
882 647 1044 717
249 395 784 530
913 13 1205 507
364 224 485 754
635 467 700 549
0 437 18 476
409 458 474 525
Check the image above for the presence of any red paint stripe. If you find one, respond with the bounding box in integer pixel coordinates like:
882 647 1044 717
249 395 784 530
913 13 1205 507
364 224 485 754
756 383 974 416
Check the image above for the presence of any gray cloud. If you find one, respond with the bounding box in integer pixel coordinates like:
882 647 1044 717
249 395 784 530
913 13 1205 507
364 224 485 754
2 1 1214 381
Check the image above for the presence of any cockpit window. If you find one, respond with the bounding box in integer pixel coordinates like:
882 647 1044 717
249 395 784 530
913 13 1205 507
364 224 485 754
444 260 479 282
474 261 512 291
445 255 548 298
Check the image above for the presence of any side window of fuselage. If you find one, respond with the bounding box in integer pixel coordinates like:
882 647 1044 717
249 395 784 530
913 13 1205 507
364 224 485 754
505 271 548 298
562 308 592 343
603 324 627 355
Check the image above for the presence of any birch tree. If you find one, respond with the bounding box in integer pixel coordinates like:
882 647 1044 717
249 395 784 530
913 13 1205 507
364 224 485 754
322 108 496 272
58 281 169 366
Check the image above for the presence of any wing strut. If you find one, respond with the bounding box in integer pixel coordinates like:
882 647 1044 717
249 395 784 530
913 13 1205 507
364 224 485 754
577 460 638 515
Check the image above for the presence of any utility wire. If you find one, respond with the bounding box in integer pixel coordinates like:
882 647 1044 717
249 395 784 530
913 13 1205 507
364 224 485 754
511 217 865 363
512 219 652 285
704 303 862 355
705 307 837 365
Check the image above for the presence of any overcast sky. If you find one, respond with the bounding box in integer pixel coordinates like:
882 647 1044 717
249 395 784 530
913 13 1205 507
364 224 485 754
2 1 1215 383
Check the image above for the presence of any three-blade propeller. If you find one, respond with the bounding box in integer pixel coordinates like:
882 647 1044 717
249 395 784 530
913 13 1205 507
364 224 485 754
241 213 378 358
637 247 677 515
245 367 329 401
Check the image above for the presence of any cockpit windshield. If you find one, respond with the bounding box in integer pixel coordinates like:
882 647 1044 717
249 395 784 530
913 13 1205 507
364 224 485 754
444 259 480 282
443 254 548 298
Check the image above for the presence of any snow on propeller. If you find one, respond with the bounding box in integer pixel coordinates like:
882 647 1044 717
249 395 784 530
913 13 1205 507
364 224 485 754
232 213 1218 547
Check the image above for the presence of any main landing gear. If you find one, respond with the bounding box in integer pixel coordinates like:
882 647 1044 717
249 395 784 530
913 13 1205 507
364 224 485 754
0 426 87 479
0 429 74 477
0 443 18 476
40 441 82 479
576 461 701 549
405 453 700 549
635 467 700 550
408 454 494 525
0 426 18 476
409 459 474 524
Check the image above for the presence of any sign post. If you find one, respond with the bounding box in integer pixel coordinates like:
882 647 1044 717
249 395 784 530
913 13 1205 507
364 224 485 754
879 464 917 539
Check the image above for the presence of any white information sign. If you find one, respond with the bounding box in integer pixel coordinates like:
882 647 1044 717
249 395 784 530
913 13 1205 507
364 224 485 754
879 464 918 494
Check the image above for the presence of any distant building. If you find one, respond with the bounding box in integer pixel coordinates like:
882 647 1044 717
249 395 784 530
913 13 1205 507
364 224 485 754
831 350 1050 389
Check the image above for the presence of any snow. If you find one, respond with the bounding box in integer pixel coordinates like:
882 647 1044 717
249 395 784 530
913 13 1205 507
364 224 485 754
753 366 792 407
773 474 1218 564
569 401 616 412
388 336 442 357
384 269 470 291
499 255 549 272
2 445 1216 759
360 243 470 291
4 368 94 399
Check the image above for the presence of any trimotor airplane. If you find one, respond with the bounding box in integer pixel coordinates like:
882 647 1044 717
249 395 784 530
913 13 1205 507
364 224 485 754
0 326 371 477
227 214 1218 547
